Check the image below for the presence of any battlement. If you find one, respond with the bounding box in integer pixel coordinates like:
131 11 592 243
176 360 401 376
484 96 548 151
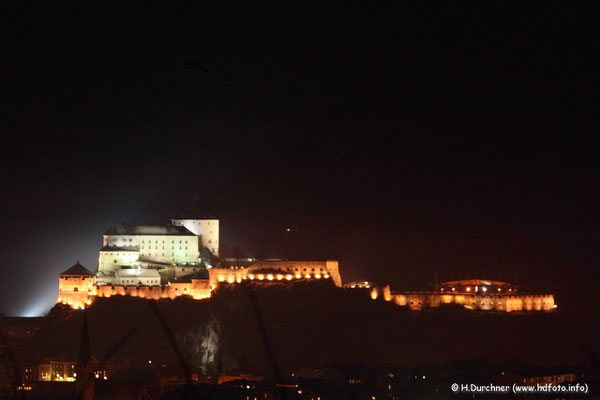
368 284 557 312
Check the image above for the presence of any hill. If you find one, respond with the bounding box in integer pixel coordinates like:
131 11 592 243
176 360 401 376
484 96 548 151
26 282 596 378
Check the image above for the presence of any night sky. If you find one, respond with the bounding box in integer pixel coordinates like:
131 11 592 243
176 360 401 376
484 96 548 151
1 2 598 324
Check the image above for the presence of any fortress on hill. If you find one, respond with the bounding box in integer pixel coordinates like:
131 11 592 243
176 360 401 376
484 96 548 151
57 212 342 309
56 208 556 313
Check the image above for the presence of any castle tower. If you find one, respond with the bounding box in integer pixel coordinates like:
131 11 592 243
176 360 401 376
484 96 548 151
57 262 95 309
171 196 219 257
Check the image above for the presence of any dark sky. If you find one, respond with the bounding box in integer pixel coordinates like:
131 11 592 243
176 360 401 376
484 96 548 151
1 2 598 320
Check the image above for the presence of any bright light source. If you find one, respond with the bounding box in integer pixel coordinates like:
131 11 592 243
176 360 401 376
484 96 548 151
466 287 471 292
482 287 487 292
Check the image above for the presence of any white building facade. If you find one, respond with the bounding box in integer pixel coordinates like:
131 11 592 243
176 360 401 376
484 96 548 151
115 268 161 286
97 224 207 282
170 218 219 257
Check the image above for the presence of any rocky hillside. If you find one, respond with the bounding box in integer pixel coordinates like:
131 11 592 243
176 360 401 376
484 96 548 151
28 282 595 378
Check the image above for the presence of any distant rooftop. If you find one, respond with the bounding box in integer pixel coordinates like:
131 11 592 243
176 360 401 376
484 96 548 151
60 262 94 276
105 224 195 236
441 279 512 287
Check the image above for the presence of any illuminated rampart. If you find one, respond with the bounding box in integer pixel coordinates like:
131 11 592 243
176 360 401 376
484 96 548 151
57 260 342 309
369 282 556 313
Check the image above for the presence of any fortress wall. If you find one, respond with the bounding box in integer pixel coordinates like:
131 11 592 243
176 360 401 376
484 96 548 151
394 294 406 306
168 282 192 299
209 268 249 286
56 291 91 309
60 281 213 308
150 286 162 300
138 286 150 298
173 266 206 279
58 259 343 309
407 295 424 311
208 261 342 288
325 261 342 287
384 291 555 313
382 285 392 301
191 279 211 299
370 287 379 300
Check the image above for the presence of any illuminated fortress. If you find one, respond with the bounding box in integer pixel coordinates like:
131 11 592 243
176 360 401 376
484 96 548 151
56 214 342 309
56 213 555 314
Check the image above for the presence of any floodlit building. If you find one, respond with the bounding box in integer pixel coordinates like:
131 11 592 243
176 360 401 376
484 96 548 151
97 224 203 279
170 217 219 257
24 360 76 382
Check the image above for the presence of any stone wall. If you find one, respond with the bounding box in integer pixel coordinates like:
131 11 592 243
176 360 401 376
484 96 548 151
209 260 342 288
57 279 212 309
372 286 556 312
57 259 342 309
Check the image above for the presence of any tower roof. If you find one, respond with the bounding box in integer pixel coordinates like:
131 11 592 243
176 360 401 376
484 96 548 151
60 262 94 276
104 224 194 236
